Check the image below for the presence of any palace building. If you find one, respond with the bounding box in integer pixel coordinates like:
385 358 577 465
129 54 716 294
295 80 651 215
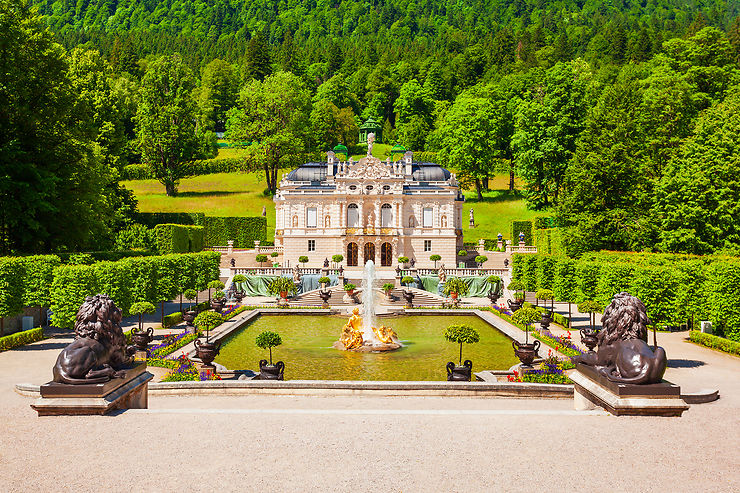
273 137 464 269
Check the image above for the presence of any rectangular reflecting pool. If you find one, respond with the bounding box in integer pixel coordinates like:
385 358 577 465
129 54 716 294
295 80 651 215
215 314 519 381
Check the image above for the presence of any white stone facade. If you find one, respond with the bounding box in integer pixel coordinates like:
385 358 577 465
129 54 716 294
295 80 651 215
274 150 464 269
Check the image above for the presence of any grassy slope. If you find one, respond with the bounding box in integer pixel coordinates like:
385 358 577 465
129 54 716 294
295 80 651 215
123 146 545 242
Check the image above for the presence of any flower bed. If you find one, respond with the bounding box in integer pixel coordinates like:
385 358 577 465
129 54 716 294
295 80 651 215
507 351 573 384
160 354 220 382
149 329 200 359
529 328 584 358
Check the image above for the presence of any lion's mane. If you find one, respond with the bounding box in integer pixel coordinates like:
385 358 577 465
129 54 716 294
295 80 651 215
599 292 650 347
74 294 127 350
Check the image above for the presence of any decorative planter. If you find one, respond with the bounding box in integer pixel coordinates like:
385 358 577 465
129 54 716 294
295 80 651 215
487 291 500 306
210 300 224 313
131 327 154 353
402 289 415 308
259 360 285 380
450 292 459 300
345 289 355 297
446 360 473 381
194 338 222 369
540 311 552 330
318 289 331 308
183 310 196 327
512 339 540 367
507 299 523 312
234 291 245 303
580 327 599 352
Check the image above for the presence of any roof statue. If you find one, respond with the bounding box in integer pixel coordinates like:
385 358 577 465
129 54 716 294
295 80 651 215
367 132 375 157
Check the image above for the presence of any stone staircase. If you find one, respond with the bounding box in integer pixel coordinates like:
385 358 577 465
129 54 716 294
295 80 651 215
292 286 450 308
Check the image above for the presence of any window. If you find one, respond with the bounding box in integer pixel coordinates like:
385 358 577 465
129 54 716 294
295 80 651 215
365 185 373 191
307 207 317 228
423 207 433 227
308 240 316 252
349 185 357 191
347 203 359 227
381 204 392 227
424 240 432 252
347 242 358 266
383 185 391 191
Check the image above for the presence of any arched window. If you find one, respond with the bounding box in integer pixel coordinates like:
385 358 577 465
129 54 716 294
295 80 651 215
381 243 392 266
364 243 376 265
347 243 358 266
347 203 359 227
381 204 392 227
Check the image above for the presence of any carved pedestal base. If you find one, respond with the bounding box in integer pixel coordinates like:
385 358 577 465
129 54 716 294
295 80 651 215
571 364 689 417
32 367 153 416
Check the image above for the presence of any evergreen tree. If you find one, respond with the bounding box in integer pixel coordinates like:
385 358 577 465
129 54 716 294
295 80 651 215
243 30 272 81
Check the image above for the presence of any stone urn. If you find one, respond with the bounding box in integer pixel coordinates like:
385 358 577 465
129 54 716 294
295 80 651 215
259 360 285 380
402 289 415 308
131 327 154 353
234 291 245 303
194 338 222 369
507 299 523 312
183 310 196 327
318 289 331 308
210 299 224 313
487 291 500 306
512 339 540 367
540 311 552 330
446 360 473 381
580 327 600 352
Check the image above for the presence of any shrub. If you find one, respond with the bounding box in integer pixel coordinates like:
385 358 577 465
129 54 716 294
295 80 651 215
536 255 556 290
298 256 309 265
318 276 331 284
398 256 410 264
343 283 356 291
442 277 469 297
154 224 204 254
163 312 183 328
231 275 246 284
444 324 480 364
689 331 740 356
115 224 156 251
458 250 467 257
269 277 297 296
130 301 156 331
429 254 441 267
521 254 538 291
382 283 395 293
68 253 95 265
512 307 541 327
474 255 488 265
332 254 344 264
255 330 283 364
256 254 268 265
194 311 223 340
401 276 415 286
0 327 44 352
212 290 226 301
552 257 577 303
270 252 279 258
208 280 225 291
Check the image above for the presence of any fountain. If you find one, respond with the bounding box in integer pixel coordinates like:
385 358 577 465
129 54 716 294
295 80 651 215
333 261 401 352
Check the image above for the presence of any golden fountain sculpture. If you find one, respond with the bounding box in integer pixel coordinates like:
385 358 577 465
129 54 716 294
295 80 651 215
333 308 401 352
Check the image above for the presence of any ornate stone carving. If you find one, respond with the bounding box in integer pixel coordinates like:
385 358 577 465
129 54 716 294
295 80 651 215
346 155 391 179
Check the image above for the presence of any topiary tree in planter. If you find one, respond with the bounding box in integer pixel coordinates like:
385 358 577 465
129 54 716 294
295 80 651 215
299 256 308 267
231 274 247 286
343 283 356 296
401 276 415 287
318 276 330 289
270 251 279 259
511 306 542 366
458 250 467 257
442 277 469 299
382 282 395 297
401 276 416 307
486 275 502 304
184 289 198 311
507 280 525 311
332 254 344 267
130 301 156 332
193 310 224 369
429 254 441 268
578 300 604 332
194 310 223 342
256 254 268 267
444 324 480 381
208 280 225 302
536 288 554 309
256 330 284 380
475 255 488 267
398 256 409 267
512 307 541 343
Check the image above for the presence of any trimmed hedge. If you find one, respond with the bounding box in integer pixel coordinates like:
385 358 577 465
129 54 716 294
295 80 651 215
57 251 155 263
533 228 566 256
135 212 205 228
523 301 570 328
511 252 740 342
50 252 220 328
163 301 210 328
136 213 267 248
0 255 61 322
689 331 740 357
154 224 205 254
511 220 533 245
0 327 44 351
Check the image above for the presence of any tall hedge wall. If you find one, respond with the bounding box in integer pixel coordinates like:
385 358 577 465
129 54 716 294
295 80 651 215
135 212 205 228
154 224 205 254
534 228 566 256
203 216 267 247
49 251 220 328
0 255 61 320
511 253 740 341
511 220 533 245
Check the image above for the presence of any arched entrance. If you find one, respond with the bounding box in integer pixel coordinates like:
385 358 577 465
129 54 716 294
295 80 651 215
347 242 358 266
363 243 375 265
380 242 392 267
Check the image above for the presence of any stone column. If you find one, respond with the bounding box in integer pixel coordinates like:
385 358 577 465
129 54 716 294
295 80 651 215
227 240 234 255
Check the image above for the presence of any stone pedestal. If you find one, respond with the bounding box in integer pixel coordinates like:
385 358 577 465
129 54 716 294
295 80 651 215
32 364 153 416
570 364 689 417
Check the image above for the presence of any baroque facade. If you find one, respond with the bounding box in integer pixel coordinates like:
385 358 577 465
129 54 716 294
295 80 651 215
274 139 464 269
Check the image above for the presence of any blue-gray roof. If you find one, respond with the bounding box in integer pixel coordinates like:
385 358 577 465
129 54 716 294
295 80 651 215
284 162 451 182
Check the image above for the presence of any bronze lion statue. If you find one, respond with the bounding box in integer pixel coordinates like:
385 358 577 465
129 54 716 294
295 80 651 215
53 294 135 384
572 292 667 385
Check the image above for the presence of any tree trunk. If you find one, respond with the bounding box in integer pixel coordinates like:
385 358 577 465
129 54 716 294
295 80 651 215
509 163 515 191
165 181 177 197
475 178 483 200
160 301 164 327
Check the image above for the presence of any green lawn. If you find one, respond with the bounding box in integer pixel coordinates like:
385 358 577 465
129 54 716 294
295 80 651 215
123 171 543 243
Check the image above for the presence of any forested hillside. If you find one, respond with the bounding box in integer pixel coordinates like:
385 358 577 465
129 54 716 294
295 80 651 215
3 0 740 256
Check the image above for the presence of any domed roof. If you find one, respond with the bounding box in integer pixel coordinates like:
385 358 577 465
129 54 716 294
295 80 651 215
285 162 329 182
412 163 451 181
